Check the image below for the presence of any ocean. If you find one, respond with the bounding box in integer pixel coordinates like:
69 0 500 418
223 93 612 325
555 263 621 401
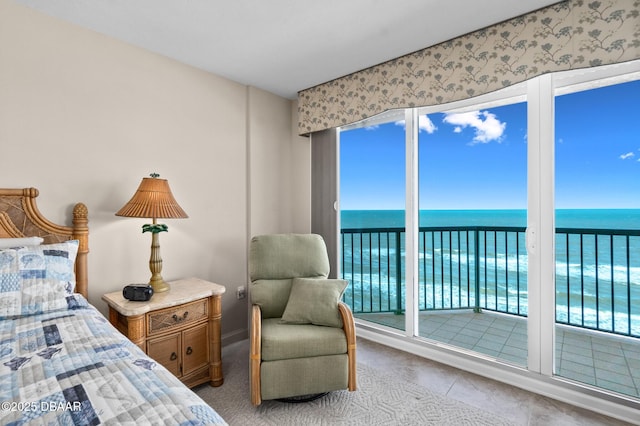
340 209 640 336
341 209 640 229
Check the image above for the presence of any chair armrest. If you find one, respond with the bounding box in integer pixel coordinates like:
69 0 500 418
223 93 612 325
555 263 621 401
250 304 262 405
338 302 357 391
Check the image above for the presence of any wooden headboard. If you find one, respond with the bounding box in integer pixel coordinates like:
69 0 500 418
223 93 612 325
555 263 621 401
0 188 89 298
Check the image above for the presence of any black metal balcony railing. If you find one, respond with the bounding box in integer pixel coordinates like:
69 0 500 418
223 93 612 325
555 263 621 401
341 226 640 338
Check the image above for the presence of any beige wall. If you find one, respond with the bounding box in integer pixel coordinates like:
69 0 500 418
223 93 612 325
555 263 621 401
248 87 311 236
0 0 310 344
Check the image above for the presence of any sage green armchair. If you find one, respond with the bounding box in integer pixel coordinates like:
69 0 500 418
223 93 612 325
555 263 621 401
249 233 356 405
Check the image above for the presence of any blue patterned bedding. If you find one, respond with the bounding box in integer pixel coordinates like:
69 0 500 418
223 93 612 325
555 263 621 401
0 295 227 425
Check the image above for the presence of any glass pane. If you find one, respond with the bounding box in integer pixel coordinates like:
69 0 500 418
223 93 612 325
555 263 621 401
554 79 640 398
418 103 528 367
340 119 406 331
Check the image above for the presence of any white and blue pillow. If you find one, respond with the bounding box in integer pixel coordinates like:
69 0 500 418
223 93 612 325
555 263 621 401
0 240 79 318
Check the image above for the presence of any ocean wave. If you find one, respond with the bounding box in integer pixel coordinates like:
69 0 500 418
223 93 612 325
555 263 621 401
555 261 640 285
556 305 640 335
344 245 640 287
345 281 639 335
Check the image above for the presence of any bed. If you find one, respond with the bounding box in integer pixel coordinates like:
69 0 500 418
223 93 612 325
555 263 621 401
0 188 227 425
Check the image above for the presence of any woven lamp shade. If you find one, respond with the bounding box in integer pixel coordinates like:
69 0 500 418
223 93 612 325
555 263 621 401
116 176 188 219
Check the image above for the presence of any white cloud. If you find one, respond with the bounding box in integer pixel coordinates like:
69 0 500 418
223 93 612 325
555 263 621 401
619 152 635 160
419 115 437 133
394 116 437 134
443 111 506 144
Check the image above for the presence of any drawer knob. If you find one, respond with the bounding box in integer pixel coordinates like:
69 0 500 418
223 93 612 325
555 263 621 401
186 346 193 355
170 352 177 361
172 311 189 322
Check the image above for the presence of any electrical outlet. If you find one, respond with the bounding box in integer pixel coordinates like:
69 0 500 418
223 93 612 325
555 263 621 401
236 286 246 299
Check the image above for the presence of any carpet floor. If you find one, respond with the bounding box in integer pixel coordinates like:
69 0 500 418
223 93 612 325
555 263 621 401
194 340 516 426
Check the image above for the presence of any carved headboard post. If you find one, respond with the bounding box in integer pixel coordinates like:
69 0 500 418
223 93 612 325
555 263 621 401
72 203 89 299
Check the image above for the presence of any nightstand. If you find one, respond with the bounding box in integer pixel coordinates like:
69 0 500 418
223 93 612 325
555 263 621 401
102 277 226 388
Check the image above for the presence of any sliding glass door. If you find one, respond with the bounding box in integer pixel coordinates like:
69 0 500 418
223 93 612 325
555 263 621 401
340 112 407 331
336 60 640 401
416 98 528 366
554 78 640 398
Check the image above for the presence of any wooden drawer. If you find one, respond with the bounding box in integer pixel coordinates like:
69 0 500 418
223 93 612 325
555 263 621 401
147 298 208 336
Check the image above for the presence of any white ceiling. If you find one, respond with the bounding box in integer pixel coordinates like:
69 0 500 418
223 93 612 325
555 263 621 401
15 0 560 99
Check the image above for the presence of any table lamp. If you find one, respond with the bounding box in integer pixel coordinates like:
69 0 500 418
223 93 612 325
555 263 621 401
116 173 188 293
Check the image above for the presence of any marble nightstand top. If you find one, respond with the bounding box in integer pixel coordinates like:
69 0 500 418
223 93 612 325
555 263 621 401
102 277 226 317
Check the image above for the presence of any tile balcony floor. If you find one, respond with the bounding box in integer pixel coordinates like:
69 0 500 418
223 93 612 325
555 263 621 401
356 311 640 400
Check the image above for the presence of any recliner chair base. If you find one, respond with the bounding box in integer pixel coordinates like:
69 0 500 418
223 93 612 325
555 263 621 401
276 392 329 403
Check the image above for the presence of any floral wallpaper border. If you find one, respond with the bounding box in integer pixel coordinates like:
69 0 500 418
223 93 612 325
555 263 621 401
297 0 640 135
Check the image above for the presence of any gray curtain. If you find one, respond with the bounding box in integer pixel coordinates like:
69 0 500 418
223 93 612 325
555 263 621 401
311 128 338 278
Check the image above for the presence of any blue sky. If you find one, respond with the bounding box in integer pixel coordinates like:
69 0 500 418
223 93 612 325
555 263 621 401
340 79 640 210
